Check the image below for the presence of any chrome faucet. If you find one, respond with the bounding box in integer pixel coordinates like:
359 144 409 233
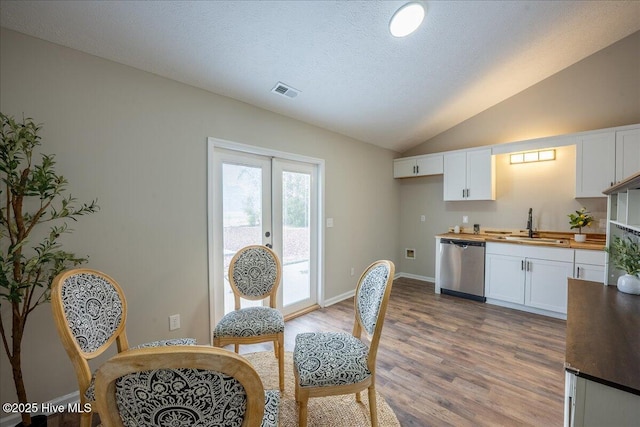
526 208 534 238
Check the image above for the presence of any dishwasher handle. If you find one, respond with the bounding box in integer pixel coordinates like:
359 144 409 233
441 238 485 248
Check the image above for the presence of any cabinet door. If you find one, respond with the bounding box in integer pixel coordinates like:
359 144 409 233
576 132 615 197
443 152 467 201
526 258 573 314
485 254 525 304
416 155 443 176
575 263 605 283
466 149 495 200
615 128 640 182
393 158 417 178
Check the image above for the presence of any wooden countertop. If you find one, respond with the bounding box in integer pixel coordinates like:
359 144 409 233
436 232 605 251
565 279 640 395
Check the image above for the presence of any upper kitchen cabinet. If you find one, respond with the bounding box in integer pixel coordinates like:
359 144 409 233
443 148 496 201
576 126 640 198
393 154 443 178
615 128 640 182
575 131 616 198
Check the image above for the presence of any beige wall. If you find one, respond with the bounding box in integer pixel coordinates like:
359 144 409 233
397 30 640 278
0 28 400 409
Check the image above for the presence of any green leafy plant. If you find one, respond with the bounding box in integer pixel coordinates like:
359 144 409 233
568 207 594 234
606 236 640 276
1 113 99 426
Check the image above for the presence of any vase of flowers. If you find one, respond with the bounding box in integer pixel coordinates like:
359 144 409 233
568 207 593 243
606 236 640 295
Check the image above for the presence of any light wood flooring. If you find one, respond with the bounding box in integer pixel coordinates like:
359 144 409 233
48 277 566 426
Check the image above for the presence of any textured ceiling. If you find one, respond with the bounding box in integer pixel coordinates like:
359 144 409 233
1 1 639 152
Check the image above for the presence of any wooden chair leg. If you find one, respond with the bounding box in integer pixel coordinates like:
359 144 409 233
356 391 362 402
277 334 284 392
368 385 378 427
298 397 308 427
234 343 239 353
80 410 93 427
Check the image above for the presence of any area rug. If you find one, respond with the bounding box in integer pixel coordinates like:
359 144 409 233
243 351 400 427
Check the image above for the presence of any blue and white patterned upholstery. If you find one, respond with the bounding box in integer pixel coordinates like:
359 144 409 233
83 337 198 402
57 270 196 403
230 246 280 297
60 272 124 353
112 368 280 427
214 306 284 339
356 264 391 336
294 332 370 387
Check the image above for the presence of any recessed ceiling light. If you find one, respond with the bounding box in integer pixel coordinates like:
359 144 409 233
389 2 425 37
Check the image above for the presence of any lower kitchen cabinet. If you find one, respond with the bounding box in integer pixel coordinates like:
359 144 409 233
485 243 574 317
574 249 605 283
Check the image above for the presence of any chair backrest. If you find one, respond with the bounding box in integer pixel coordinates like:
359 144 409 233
51 269 130 397
94 346 266 427
229 245 282 309
353 260 395 369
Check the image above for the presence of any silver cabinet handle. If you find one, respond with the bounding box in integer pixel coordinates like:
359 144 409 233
521 260 525 271
577 267 581 278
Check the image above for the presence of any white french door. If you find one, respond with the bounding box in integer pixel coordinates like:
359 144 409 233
208 142 321 333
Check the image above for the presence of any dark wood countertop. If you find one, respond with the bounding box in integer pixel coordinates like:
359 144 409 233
565 279 640 395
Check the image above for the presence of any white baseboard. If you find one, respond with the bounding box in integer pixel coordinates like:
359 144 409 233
394 272 435 283
0 391 80 427
323 289 355 307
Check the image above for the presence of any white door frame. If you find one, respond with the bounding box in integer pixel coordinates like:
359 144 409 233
206 137 325 342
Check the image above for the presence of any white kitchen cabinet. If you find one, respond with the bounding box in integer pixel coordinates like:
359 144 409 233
574 250 606 283
485 253 525 303
565 370 640 427
443 148 495 201
575 131 616 198
526 258 574 314
393 154 443 178
615 128 640 182
485 243 574 316
575 126 640 198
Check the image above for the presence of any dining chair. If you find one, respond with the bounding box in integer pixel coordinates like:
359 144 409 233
293 260 395 427
213 245 285 392
51 268 196 427
94 345 280 427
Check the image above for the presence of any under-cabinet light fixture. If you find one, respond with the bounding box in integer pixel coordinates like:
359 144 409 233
510 149 556 164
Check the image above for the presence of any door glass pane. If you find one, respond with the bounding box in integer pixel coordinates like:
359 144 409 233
282 171 311 306
222 163 263 313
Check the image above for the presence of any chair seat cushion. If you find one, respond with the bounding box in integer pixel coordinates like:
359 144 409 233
262 389 280 427
214 306 284 338
293 332 371 388
84 338 197 401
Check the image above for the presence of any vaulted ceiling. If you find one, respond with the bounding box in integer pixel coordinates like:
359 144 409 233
1 1 639 152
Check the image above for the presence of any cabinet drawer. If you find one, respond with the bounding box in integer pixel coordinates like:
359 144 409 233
575 249 605 266
486 242 573 262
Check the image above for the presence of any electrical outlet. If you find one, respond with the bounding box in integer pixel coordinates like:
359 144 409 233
169 314 180 331
350 267 355 276
462 216 469 224
420 215 426 222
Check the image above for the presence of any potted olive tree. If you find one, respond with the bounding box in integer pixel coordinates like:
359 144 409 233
1 113 99 426
606 235 640 294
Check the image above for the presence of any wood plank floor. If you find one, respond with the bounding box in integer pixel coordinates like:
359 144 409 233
267 277 567 426
48 277 566 426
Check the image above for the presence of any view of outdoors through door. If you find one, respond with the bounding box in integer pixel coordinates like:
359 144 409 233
218 152 317 318
281 170 311 307
222 162 265 313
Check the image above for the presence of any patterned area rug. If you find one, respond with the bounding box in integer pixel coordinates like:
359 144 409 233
243 351 400 427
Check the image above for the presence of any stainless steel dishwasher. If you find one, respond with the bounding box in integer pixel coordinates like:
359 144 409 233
439 238 486 302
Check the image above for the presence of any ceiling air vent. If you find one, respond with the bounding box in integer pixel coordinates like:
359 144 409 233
271 82 300 98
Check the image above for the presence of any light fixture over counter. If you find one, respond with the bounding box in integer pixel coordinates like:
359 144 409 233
510 149 556 164
389 2 425 37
